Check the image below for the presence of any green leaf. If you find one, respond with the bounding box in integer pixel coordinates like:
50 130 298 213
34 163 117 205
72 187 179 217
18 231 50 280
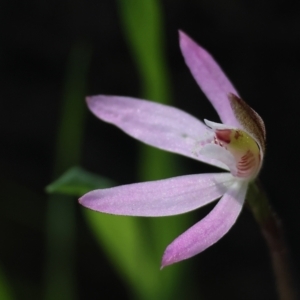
46 166 114 196
117 0 170 104
117 1 195 299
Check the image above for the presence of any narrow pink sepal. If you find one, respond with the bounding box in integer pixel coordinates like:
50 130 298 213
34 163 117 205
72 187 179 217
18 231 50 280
87 95 226 169
79 173 235 217
179 31 240 128
161 180 248 268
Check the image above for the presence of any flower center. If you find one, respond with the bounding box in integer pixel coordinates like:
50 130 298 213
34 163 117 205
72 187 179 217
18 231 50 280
215 128 261 179
196 120 262 181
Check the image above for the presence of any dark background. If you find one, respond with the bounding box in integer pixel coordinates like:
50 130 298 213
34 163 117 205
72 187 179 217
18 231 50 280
1 0 300 299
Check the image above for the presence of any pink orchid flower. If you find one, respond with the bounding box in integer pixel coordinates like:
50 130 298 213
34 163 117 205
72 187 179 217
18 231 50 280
79 31 266 268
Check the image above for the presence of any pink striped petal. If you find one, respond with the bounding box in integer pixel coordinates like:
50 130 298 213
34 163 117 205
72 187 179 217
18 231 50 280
87 95 226 169
161 179 248 267
179 31 240 128
79 173 235 217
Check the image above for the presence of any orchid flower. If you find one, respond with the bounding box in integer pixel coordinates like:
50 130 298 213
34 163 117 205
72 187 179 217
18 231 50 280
79 31 266 268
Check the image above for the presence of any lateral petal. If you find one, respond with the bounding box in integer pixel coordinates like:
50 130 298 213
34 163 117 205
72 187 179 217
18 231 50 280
87 95 226 168
161 179 248 267
79 173 235 217
179 31 240 128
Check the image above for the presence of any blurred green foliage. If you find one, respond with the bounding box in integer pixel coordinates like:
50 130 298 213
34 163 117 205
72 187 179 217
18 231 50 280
44 42 92 300
46 167 114 196
0 268 13 300
46 1 196 300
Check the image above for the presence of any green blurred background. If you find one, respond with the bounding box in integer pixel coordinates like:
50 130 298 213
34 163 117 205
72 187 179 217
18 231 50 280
1 0 300 299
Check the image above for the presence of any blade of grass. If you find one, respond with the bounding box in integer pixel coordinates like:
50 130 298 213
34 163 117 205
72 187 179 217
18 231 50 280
117 0 193 298
44 42 91 300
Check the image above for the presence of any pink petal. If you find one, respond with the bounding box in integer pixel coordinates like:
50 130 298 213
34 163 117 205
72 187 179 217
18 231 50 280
179 31 240 128
87 95 226 169
161 179 248 267
79 173 235 217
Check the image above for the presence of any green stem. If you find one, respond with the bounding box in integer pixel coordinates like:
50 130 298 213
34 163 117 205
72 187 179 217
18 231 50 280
247 181 297 300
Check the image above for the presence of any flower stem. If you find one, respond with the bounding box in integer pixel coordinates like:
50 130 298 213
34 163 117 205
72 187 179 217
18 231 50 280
247 181 297 300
